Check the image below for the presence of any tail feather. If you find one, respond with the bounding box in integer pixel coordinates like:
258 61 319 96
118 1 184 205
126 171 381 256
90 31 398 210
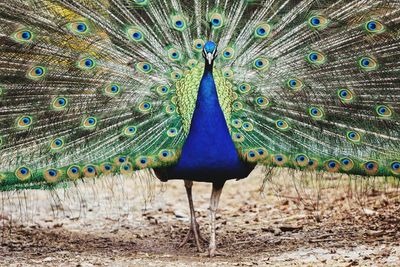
0 0 400 190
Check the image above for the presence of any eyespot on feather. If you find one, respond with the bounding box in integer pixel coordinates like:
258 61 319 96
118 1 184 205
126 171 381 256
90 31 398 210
114 156 128 166
358 56 378 71
390 161 400 175
158 150 175 162
50 138 64 151
294 154 309 167
255 96 270 108
78 57 96 70
324 159 340 172
346 131 361 144
364 20 385 34
340 158 354 171
375 105 393 118
123 126 137 137
68 21 90 34
307 158 319 170
308 15 329 30
156 85 170 96
187 59 198 69
136 62 152 73
44 168 62 183
67 165 81 180
222 67 234 78
308 107 325 120
28 66 47 80
363 161 379 175
83 165 97 178
193 39 205 52
15 166 31 181
246 150 258 162
231 119 243 129
253 57 270 71
209 12 224 29
120 162 134 174
52 97 68 110
254 22 271 38
170 70 183 81
82 116 97 129
138 101 152 112
127 26 145 42
286 78 304 92
275 119 289 131
272 154 287 166
170 14 188 31
337 88 354 104
232 132 245 143
104 83 121 96
167 128 178 137
238 83 251 94
100 162 115 175
242 121 254 132
13 29 35 43
256 148 268 160
136 156 152 169
222 47 235 60
167 47 182 62
232 101 243 111
165 104 176 114
306 51 326 65
17 116 33 129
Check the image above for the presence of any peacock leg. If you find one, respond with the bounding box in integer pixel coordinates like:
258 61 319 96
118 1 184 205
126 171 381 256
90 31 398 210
179 180 205 251
208 182 224 257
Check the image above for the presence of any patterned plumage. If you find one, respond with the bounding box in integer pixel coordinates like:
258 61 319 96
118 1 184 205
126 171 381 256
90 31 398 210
1 0 400 256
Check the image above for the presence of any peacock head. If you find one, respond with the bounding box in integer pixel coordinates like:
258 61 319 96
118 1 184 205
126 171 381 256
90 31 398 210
203 41 218 65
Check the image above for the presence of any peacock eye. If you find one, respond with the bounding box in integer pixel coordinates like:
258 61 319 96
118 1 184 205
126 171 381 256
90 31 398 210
21 31 32 40
175 20 183 28
86 59 95 67
254 22 271 38
76 23 87 32
365 20 385 33
358 56 378 71
339 158 353 171
209 13 224 29
375 105 392 118
136 62 152 73
78 57 96 70
311 17 320 26
391 162 400 174
133 32 141 39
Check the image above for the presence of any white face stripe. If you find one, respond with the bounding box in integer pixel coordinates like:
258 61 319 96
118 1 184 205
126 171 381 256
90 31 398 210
202 46 218 64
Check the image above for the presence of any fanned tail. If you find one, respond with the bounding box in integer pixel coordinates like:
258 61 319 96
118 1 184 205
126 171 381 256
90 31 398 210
0 0 399 191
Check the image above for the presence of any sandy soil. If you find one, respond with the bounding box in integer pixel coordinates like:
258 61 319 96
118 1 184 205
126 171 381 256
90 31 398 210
1 167 400 266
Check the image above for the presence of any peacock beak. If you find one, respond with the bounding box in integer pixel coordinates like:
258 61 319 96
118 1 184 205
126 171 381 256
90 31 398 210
206 52 213 65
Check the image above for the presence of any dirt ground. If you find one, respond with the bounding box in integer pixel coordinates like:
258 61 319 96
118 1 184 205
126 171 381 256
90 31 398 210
1 167 400 266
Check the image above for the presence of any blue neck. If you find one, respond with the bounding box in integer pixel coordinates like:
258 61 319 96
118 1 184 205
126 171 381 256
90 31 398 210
161 60 254 182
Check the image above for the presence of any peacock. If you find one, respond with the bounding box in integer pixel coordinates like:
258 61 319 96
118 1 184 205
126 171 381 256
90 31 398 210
0 0 400 257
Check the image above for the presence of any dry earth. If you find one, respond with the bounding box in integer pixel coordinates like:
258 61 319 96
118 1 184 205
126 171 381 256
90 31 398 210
1 167 400 266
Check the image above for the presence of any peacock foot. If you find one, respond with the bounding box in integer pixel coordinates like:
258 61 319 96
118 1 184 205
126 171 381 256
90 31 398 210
179 220 206 252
